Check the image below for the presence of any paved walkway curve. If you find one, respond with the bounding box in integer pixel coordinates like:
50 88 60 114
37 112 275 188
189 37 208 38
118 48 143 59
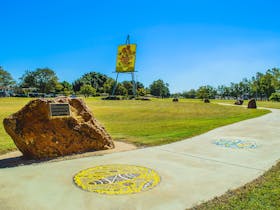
1 107 280 210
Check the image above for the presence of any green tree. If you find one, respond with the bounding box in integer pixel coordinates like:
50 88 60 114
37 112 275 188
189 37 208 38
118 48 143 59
229 83 239 99
269 92 280 102
223 86 231 98
79 84 96 97
20 70 36 89
115 83 128 96
137 88 146 96
182 89 196 98
260 70 275 100
121 81 145 96
251 72 265 99
0 66 15 87
20 68 59 93
271 68 280 91
145 87 151 95
217 85 226 98
249 69 280 100
58 81 73 96
196 85 217 99
238 78 251 99
122 81 133 95
73 72 111 93
149 79 170 98
197 86 208 99
103 78 115 94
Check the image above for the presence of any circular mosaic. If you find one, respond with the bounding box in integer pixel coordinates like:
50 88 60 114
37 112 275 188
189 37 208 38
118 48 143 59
214 139 257 149
73 164 161 195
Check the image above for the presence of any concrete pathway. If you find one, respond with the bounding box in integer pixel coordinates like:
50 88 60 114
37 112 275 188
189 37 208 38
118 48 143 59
1 107 279 210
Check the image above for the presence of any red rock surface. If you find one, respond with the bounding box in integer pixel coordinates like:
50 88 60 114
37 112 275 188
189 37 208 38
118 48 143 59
3 97 114 159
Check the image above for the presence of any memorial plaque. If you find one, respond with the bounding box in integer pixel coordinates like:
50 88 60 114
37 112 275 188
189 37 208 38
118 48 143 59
49 103 70 117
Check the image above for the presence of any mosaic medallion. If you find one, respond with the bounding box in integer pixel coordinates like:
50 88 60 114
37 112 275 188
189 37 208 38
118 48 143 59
214 139 257 149
73 164 161 195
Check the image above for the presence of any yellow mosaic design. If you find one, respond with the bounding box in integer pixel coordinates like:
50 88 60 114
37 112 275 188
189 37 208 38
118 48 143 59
73 164 161 195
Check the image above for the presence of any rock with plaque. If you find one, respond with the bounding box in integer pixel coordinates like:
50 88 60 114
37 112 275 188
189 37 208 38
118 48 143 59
3 97 114 159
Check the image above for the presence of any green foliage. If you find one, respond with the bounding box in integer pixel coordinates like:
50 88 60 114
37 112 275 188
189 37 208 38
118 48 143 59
248 68 279 99
150 79 170 98
58 81 73 96
20 68 59 93
211 68 280 100
269 92 280 102
103 78 115 94
117 80 144 96
115 83 128 96
182 89 196 98
217 85 231 98
0 66 15 87
137 87 146 96
260 70 276 98
271 68 280 91
121 81 134 95
73 72 145 96
79 84 97 97
196 85 216 99
73 72 111 93
4 65 280 101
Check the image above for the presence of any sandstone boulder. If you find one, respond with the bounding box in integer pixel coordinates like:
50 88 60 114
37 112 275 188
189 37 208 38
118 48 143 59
234 99 244 105
3 97 114 159
248 98 257 109
204 99 210 103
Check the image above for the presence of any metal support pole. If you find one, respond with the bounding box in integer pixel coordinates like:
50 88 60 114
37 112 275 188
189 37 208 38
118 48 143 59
126 35 130 45
111 73 119 96
131 72 136 98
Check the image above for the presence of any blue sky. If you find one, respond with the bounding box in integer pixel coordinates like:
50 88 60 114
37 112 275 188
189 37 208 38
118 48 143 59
1 0 280 93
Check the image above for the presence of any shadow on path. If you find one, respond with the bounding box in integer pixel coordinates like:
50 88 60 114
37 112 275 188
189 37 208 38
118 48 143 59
0 151 103 168
0 155 46 168
0 141 138 169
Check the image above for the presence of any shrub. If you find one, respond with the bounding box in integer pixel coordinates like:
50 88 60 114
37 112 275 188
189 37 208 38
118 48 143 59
269 92 280 102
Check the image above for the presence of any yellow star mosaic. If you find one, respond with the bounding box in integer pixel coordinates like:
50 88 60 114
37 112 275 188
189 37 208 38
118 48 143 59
73 164 161 195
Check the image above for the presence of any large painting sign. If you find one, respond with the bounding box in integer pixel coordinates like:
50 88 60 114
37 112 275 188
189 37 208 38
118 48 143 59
116 44 137 72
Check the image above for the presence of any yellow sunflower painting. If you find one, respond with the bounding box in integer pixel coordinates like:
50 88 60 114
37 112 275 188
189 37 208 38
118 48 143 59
116 44 137 72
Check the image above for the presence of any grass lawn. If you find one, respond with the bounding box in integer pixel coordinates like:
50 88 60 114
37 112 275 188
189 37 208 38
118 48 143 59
0 97 269 154
0 98 31 154
85 98 270 146
189 161 280 210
